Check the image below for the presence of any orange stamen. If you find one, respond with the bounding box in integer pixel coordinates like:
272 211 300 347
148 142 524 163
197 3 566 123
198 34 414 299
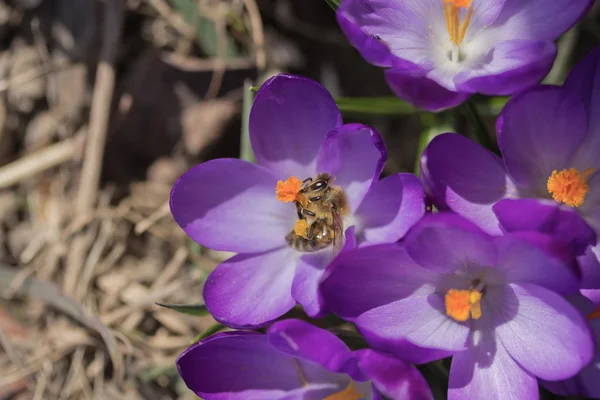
276 176 302 203
588 307 600 321
293 219 309 238
445 289 482 322
547 168 596 207
323 381 364 400
443 0 473 46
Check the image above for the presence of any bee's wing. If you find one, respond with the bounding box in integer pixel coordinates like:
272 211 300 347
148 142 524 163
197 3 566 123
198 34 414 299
331 211 345 257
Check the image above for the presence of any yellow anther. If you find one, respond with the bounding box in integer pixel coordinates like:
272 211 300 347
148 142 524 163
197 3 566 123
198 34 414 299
445 289 482 322
276 176 302 203
443 0 473 46
547 168 595 207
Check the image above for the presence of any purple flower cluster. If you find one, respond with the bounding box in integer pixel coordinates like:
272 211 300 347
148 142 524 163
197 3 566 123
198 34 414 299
168 3 600 399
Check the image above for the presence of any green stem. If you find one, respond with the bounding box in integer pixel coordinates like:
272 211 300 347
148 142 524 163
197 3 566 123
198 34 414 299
464 99 497 152
240 79 256 162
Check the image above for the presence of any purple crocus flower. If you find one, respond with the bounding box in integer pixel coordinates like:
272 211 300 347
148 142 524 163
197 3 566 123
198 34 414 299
170 74 425 328
421 47 600 287
321 213 594 399
176 319 433 400
337 0 592 111
541 294 600 398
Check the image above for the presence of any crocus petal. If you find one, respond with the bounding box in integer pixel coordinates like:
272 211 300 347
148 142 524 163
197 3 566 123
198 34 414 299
496 283 594 381
170 159 295 253
267 319 359 378
292 227 356 318
455 40 556 95
203 248 297 328
320 244 434 321
449 337 537 400
491 0 592 41
493 234 580 294
249 74 342 179
386 69 470 111
336 0 426 68
354 349 433 400
355 173 425 245
357 330 453 365
496 86 587 190
420 133 516 235
565 47 600 170
177 332 328 397
580 172 600 232
493 198 597 256
404 215 497 274
357 289 470 351
292 251 332 318
316 123 386 211
578 244 600 290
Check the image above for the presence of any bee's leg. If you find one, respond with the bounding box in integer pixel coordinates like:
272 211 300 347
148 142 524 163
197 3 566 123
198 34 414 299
295 203 304 220
309 196 322 203
302 209 316 218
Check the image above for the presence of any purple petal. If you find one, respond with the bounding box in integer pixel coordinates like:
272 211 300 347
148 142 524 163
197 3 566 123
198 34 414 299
267 320 359 377
177 332 325 398
580 172 600 231
203 248 296 328
354 349 433 400
492 0 592 41
292 252 332 318
170 159 295 253
357 290 470 352
320 244 434 321
355 173 425 245
336 0 425 68
249 74 342 179
494 198 597 256
578 244 600 290
455 40 556 95
316 123 386 211
493 234 580 294
565 48 600 170
496 283 594 381
496 86 587 189
404 214 497 274
358 330 453 365
420 133 516 235
292 227 356 318
386 69 470 111
449 338 537 400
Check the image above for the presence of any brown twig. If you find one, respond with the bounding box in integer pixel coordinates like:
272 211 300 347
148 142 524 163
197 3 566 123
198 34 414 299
76 0 124 214
0 137 78 189
242 0 266 71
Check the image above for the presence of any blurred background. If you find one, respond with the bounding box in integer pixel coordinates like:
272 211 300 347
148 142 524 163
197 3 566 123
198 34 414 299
0 0 598 399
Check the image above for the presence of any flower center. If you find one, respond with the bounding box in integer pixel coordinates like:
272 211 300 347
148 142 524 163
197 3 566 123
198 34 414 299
443 0 473 49
445 284 483 322
547 168 595 207
324 381 365 400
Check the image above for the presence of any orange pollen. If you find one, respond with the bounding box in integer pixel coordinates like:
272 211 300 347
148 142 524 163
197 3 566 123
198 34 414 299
445 289 482 322
323 381 364 400
276 176 302 203
587 307 600 321
547 168 596 207
443 0 473 46
293 219 309 238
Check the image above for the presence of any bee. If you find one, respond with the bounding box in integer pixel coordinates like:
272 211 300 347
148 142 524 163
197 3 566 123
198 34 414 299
285 173 349 256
